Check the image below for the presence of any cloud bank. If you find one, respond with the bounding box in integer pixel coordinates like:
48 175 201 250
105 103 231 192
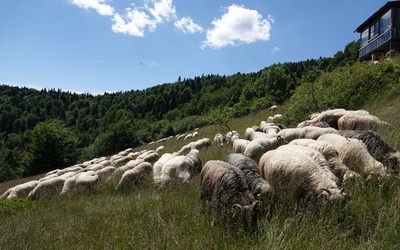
70 1 273 49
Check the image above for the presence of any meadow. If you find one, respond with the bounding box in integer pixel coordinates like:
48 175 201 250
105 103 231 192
1 94 400 250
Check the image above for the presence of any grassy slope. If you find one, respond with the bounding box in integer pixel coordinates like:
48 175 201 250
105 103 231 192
1 93 400 249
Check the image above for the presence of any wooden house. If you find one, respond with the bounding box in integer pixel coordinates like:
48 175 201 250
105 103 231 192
355 1 400 61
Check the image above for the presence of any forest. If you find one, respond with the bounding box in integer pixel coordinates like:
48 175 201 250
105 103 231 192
0 41 359 182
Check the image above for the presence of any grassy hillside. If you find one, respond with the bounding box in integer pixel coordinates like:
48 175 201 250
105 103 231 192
2 56 400 248
1 90 400 249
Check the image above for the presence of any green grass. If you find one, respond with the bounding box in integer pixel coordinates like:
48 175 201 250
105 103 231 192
1 89 400 249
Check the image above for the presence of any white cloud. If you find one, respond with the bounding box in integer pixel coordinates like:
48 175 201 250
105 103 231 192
271 47 280 52
69 0 114 16
201 4 273 49
111 0 177 37
174 17 204 34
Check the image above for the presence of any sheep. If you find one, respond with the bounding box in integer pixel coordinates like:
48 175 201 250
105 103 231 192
176 143 193 156
200 160 259 233
337 130 400 173
0 180 40 200
243 135 288 162
156 146 165 154
107 158 145 182
96 166 116 181
308 109 376 129
115 162 153 190
159 149 202 186
191 138 211 151
259 150 346 204
74 171 99 192
318 133 390 179
214 133 224 146
56 165 84 176
153 153 178 184
277 144 339 181
268 105 278 110
289 138 358 181
27 176 66 199
297 120 330 128
225 131 240 144
338 114 388 131
112 156 134 168
184 134 193 140
277 127 336 142
232 139 251 154
226 153 273 198
244 128 256 140
142 152 159 165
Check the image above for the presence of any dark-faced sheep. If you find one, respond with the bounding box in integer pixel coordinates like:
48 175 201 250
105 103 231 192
226 153 273 198
200 160 259 233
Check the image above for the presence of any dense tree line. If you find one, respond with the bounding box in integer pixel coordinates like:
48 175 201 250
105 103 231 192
0 41 359 181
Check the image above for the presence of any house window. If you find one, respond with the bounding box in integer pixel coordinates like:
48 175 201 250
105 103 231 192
370 21 379 39
380 10 391 34
361 29 369 46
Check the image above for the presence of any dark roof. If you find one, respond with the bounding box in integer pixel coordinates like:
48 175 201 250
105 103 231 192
355 1 400 33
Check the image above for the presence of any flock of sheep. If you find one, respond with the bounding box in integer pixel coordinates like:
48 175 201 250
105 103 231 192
1 108 399 233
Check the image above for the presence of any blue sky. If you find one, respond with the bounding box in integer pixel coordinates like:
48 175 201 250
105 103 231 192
0 0 390 94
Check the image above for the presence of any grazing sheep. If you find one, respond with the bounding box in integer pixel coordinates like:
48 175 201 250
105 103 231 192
156 146 165 155
318 133 390 179
176 143 193 156
0 180 39 200
226 154 273 198
56 165 84 176
200 160 259 233
184 134 193 140
27 176 66 199
226 131 240 144
159 149 202 186
297 120 330 128
337 130 400 173
115 162 153 190
259 150 346 203
214 133 224 146
153 153 178 184
245 128 256 140
107 159 145 182
232 139 251 154
112 156 134 168
289 138 357 181
268 105 278 110
338 114 388 131
277 144 339 182
192 138 212 151
96 166 116 181
74 171 99 192
142 152 159 165
243 135 288 162
277 127 336 142
309 109 376 129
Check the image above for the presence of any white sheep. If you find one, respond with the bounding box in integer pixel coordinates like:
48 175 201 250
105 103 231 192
115 162 153 190
232 139 251 154
259 150 346 202
159 149 202 186
74 171 99 192
156 146 165 154
214 133 224 146
27 176 66 199
191 138 211 150
318 133 390 179
337 114 388 131
289 138 358 181
153 153 178 184
243 135 288 162
107 158 145 182
0 180 39 200
111 155 134 168
277 127 336 142
96 166 116 181
277 144 339 182
225 131 240 144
